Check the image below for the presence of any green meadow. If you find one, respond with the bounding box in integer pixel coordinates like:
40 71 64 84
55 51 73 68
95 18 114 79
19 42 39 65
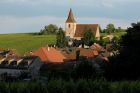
0 33 56 55
0 32 125 55
101 31 126 38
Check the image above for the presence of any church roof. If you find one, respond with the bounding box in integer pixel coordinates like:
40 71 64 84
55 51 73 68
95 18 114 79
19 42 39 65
66 9 76 23
74 24 99 37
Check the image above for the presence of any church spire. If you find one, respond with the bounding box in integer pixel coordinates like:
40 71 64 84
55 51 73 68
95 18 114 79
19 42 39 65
66 8 76 23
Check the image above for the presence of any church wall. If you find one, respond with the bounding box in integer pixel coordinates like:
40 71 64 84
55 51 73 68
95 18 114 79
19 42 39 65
73 37 81 40
95 26 100 40
65 22 76 38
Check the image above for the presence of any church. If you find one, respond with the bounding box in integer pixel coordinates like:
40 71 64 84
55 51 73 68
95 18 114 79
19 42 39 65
65 9 100 40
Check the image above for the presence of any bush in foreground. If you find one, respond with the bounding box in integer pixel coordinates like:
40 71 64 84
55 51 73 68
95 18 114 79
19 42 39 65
1 80 140 93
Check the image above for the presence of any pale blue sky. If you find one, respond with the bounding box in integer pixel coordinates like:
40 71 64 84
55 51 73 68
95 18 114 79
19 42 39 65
0 0 139 33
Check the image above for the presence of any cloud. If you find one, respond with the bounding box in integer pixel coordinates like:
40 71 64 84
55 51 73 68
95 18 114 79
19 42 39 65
0 0 139 33
0 16 65 33
77 17 132 28
0 15 133 34
1 0 139 7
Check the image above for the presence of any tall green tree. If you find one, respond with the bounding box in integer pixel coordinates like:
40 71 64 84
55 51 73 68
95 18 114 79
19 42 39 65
56 28 66 48
106 24 115 34
115 27 125 32
106 22 140 80
83 29 95 46
97 36 106 46
39 24 58 35
74 61 96 79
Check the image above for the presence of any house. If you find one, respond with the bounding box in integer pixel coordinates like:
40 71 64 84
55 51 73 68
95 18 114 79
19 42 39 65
33 47 66 64
0 50 43 79
61 47 99 61
0 49 17 57
65 9 100 40
22 56 44 79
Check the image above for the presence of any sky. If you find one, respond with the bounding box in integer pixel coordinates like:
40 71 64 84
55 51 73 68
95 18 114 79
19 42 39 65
0 0 139 34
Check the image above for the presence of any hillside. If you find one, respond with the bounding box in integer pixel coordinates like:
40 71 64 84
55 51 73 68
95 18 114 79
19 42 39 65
0 31 125 55
101 31 126 38
0 33 56 55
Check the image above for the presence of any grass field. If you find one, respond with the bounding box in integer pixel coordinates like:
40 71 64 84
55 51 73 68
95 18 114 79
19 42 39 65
101 31 126 38
0 33 56 55
0 31 126 55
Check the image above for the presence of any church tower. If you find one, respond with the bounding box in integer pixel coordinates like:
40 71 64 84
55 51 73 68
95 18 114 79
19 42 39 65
65 9 76 38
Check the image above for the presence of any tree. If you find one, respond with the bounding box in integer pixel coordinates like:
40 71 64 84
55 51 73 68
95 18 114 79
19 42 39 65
39 24 58 35
83 29 95 46
56 28 66 48
106 24 115 34
74 61 96 79
106 22 140 80
97 36 106 46
115 27 125 32
108 36 120 52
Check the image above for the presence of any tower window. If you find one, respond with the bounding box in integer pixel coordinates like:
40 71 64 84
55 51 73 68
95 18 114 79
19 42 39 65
68 24 71 28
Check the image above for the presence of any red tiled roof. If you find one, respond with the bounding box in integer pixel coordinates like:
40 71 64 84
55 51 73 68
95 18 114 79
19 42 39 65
60 48 99 61
77 48 99 58
90 43 105 52
66 8 76 23
74 24 99 37
34 47 66 63
62 51 77 61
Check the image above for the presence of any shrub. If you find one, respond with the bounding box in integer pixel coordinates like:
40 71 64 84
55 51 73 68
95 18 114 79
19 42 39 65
76 79 90 93
47 79 64 93
63 80 76 93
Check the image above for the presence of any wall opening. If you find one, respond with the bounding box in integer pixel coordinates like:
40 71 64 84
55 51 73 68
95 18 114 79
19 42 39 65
69 24 71 28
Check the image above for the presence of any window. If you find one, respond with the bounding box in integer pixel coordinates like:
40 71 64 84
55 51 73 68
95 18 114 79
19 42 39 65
68 24 71 28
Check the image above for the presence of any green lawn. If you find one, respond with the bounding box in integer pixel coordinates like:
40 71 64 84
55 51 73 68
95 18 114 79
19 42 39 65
101 31 126 38
0 33 56 55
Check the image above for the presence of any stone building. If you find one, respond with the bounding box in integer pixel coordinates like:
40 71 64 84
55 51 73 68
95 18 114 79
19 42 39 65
65 9 100 40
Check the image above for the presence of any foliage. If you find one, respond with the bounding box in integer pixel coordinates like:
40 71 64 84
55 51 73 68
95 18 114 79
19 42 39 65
76 79 90 93
45 70 71 81
108 36 120 52
97 36 107 46
83 29 95 46
1 80 140 93
115 27 125 32
106 22 140 80
73 61 96 79
47 79 64 93
56 28 66 48
105 24 115 34
63 80 76 93
101 31 126 38
0 33 56 55
102 24 125 34
39 24 58 35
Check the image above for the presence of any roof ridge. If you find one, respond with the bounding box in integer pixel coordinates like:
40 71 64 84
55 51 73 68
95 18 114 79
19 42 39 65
77 24 99 25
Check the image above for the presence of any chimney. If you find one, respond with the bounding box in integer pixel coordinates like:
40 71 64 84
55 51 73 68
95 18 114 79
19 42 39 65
48 47 50 51
30 51 33 55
